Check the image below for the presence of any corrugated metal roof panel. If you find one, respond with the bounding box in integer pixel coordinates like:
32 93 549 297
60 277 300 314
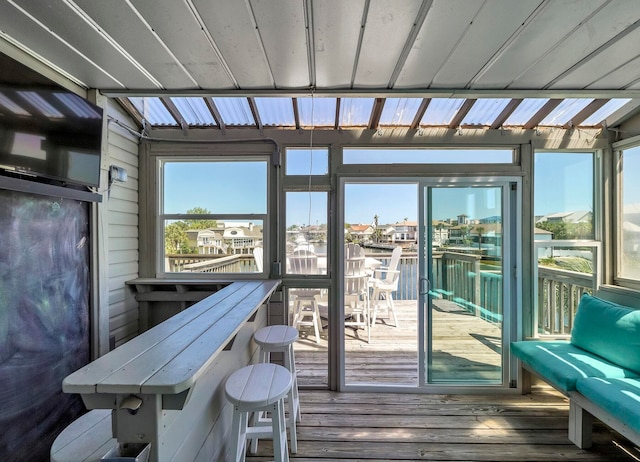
213 97 254 125
503 98 549 126
581 98 632 126
254 97 295 126
129 97 177 125
170 97 216 126
540 98 593 126
339 98 375 126
461 98 511 126
298 97 337 127
421 98 465 125
379 98 422 125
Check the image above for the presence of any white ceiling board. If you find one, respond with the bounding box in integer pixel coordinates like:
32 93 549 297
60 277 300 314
193 0 273 88
313 0 366 88
75 0 196 89
471 0 609 89
8 0 159 88
549 25 640 89
431 0 542 88
0 1 124 88
249 0 309 89
394 0 483 88
510 0 640 89
131 0 235 89
354 0 423 87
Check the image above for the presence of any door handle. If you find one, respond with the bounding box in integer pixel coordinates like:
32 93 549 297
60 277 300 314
419 277 431 296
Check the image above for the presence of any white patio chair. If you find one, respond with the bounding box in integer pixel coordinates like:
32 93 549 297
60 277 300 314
370 246 402 327
344 248 371 343
289 251 323 343
253 247 263 272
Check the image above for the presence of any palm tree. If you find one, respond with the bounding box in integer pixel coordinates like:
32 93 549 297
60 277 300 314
475 226 485 251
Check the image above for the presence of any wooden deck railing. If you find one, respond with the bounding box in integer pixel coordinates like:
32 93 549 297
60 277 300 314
167 252 593 335
166 254 257 273
536 266 593 336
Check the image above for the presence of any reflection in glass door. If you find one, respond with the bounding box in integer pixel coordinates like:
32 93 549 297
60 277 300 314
421 184 510 385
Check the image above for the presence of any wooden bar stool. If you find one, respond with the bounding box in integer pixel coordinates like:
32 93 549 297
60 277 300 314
251 325 301 453
225 363 292 462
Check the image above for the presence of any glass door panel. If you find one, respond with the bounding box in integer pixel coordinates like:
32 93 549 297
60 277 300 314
423 185 505 384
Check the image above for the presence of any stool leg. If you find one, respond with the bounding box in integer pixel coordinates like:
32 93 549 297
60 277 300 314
287 387 298 453
284 346 301 422
231 406 248 462
271 400 289 462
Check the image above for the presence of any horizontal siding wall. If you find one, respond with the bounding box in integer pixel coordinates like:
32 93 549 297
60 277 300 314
105 102 139 347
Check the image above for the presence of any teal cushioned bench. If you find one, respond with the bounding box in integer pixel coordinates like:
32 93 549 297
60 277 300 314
511 294 640 394
576 377 640 435
510 341 637 393
511 293 640 449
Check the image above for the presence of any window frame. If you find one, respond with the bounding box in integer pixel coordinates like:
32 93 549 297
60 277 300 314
156 155 271 278
613 136 640 290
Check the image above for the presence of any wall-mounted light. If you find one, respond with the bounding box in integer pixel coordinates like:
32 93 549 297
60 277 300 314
109 165 128 186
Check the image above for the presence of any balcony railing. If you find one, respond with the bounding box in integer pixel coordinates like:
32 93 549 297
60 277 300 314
166 250 594 335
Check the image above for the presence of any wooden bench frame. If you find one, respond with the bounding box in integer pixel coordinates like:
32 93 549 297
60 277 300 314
53 280 280 462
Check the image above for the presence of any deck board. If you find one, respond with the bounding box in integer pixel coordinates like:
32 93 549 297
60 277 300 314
260 299 640 460
246 389 640 461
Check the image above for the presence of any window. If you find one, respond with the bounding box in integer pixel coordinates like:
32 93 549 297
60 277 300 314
343 148 514 164
533 151 598 336
286 148 329 175
286 191 328 275
159 158 268 275
618 144 640 282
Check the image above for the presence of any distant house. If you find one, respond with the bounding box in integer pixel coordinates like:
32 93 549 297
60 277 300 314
218 222 263 254
394 220 418 242
186 229 226 255
349 224 374 242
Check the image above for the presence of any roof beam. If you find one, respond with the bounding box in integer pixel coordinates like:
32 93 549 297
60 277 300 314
523 99 562 130
490 99 523 129
101 88 640 99
304 0 316 88
160 97 185 128
411 98 430 129
247 97 263 132
292 97 301 130
448 99 476 129
565 99 608 127
369 98 385 129
204 97 225 134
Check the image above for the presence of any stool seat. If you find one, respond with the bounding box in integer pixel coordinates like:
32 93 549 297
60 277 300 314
225 363 292 407
254 325 299 349
225 363 292 462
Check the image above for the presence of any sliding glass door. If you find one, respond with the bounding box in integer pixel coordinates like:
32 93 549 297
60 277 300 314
420 180 516 386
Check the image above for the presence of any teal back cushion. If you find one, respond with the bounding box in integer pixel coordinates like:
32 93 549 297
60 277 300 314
571 294 640 374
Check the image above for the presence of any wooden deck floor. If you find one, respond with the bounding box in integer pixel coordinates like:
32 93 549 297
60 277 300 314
246 387 640 461
293 299 503 387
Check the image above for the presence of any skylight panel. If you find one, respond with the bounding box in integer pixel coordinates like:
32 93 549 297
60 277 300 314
54 93 102 118
254 97 295 126
129 97 177 126
170 97 216 126
540 98 593 126
213 97 254 125
18 91 64 118
0 93 29 116
379 98 422 125
503 98 549 126
298 97 336 126
421 98 465 126
580 98 632 126
339 98 374 126
461 98 511 126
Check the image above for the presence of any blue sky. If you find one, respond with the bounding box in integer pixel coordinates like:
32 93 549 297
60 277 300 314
162 151 601 226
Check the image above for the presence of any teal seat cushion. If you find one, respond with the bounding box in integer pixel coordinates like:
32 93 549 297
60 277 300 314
511 341 638 393
571 294 640 374
576 377 640 434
